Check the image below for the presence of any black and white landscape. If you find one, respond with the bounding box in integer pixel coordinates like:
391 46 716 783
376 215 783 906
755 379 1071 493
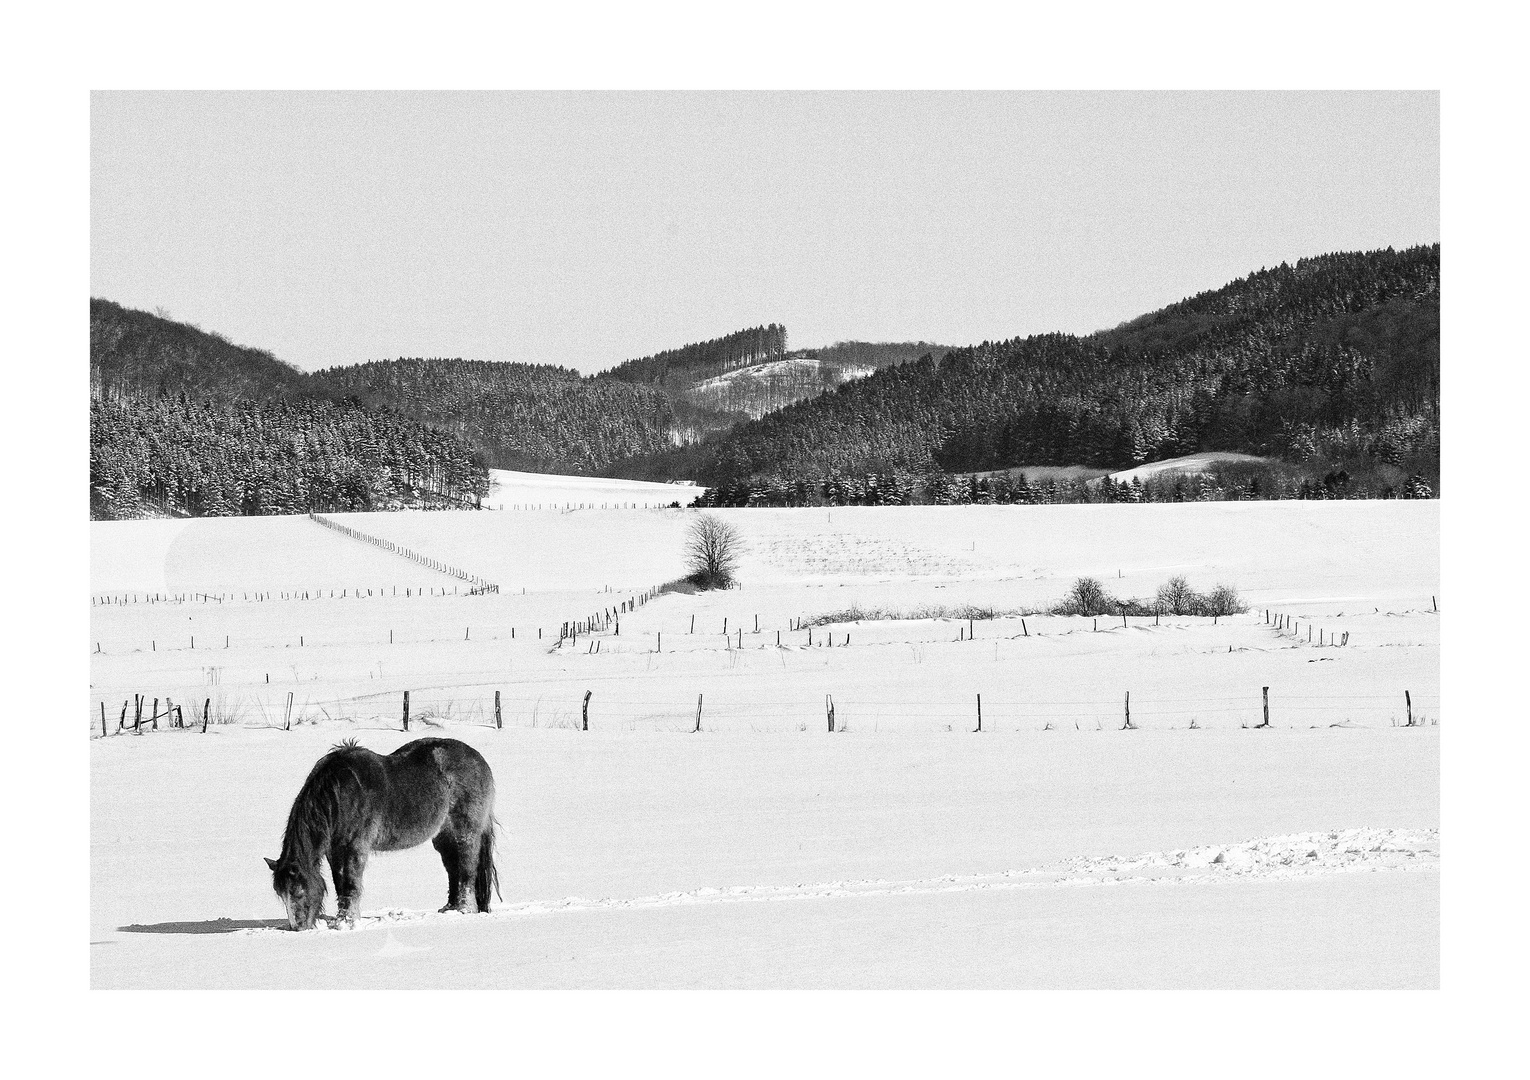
89 90 1440 990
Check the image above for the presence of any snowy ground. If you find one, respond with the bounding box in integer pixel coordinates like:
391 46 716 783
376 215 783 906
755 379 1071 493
90 500 1439 987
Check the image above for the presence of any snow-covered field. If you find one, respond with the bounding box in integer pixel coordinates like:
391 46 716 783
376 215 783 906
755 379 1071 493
90 500 1439 988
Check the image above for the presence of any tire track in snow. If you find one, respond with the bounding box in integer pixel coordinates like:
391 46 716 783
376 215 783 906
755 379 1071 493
246 827 1437 936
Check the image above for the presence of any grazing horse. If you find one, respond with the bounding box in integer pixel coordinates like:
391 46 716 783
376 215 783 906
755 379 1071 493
265 737 500 930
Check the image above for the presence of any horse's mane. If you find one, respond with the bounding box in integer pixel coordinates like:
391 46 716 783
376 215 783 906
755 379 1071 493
277 741 368 899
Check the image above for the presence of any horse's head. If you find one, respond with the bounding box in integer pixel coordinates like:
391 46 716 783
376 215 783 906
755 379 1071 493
265 856 325 930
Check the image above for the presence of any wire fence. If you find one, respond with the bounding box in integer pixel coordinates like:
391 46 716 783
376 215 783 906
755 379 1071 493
308 512 498 592
90 684 1438 739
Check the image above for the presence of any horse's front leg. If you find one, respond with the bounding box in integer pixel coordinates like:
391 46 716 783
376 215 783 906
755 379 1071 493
332 847 369 927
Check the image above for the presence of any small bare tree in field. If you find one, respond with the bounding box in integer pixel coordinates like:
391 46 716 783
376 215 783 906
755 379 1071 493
685 514 743 590
1156 575 1197 615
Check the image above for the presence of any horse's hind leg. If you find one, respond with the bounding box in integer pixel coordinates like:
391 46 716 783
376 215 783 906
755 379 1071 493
332 846 368 927
433 833 462 912
440 831 482 914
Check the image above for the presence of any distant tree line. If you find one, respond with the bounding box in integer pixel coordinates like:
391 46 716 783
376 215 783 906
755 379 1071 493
692 459 1434 509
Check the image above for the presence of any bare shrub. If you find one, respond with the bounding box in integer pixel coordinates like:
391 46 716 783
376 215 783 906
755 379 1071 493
1156 575 1198 615
798 602 1018 628
1051 577 1118 616
1196 583 1248 617
685 513 743 590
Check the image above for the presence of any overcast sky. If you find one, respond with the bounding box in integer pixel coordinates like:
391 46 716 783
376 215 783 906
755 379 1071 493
91 91 1438 374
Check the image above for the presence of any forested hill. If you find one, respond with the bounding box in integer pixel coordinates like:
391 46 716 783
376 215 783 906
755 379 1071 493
311 358 674 474
89 302 492 519
611 245 1440 501
90 298 311 401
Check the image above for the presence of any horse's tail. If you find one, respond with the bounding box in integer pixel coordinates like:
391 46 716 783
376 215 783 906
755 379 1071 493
475 818 501 911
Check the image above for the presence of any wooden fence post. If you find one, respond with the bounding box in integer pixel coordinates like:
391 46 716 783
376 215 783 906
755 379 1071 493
975 693 982 732
1405 690 1413 727
582 690 591 731
284 692 293 730
100 702 106 738
1260 686 1270 728
494 690 503 729
1122 691 1132 730
827 694 835 733
403 690 410 731
694 694 703 733
203 698 210 733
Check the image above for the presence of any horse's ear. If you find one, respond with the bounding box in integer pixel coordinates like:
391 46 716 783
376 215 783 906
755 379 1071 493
264 857 278 871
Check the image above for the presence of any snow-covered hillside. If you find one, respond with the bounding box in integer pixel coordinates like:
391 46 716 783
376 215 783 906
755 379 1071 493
682 355 876 419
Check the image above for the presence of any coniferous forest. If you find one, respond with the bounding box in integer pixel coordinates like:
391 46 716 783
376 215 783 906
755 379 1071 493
310 358 674 474
90 392 489 518
623 245 1440 506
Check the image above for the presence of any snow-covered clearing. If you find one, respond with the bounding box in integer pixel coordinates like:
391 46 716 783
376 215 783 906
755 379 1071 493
90 500 1438 987
480 467 702 511
1108 451 1272 484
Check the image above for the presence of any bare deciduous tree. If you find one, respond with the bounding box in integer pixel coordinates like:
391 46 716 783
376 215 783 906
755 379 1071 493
685 513 743 590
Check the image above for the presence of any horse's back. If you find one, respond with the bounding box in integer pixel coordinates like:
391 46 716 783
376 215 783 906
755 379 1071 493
374 738 494 849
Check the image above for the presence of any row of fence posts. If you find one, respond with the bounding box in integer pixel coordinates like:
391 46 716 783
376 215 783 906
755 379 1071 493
94 583 494 608
560 587 660 647
308 512 498 592
97 684 1428 737
1265 608 1349 647
384 687 1418 734
104 694 211 735
95 606 1387 659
